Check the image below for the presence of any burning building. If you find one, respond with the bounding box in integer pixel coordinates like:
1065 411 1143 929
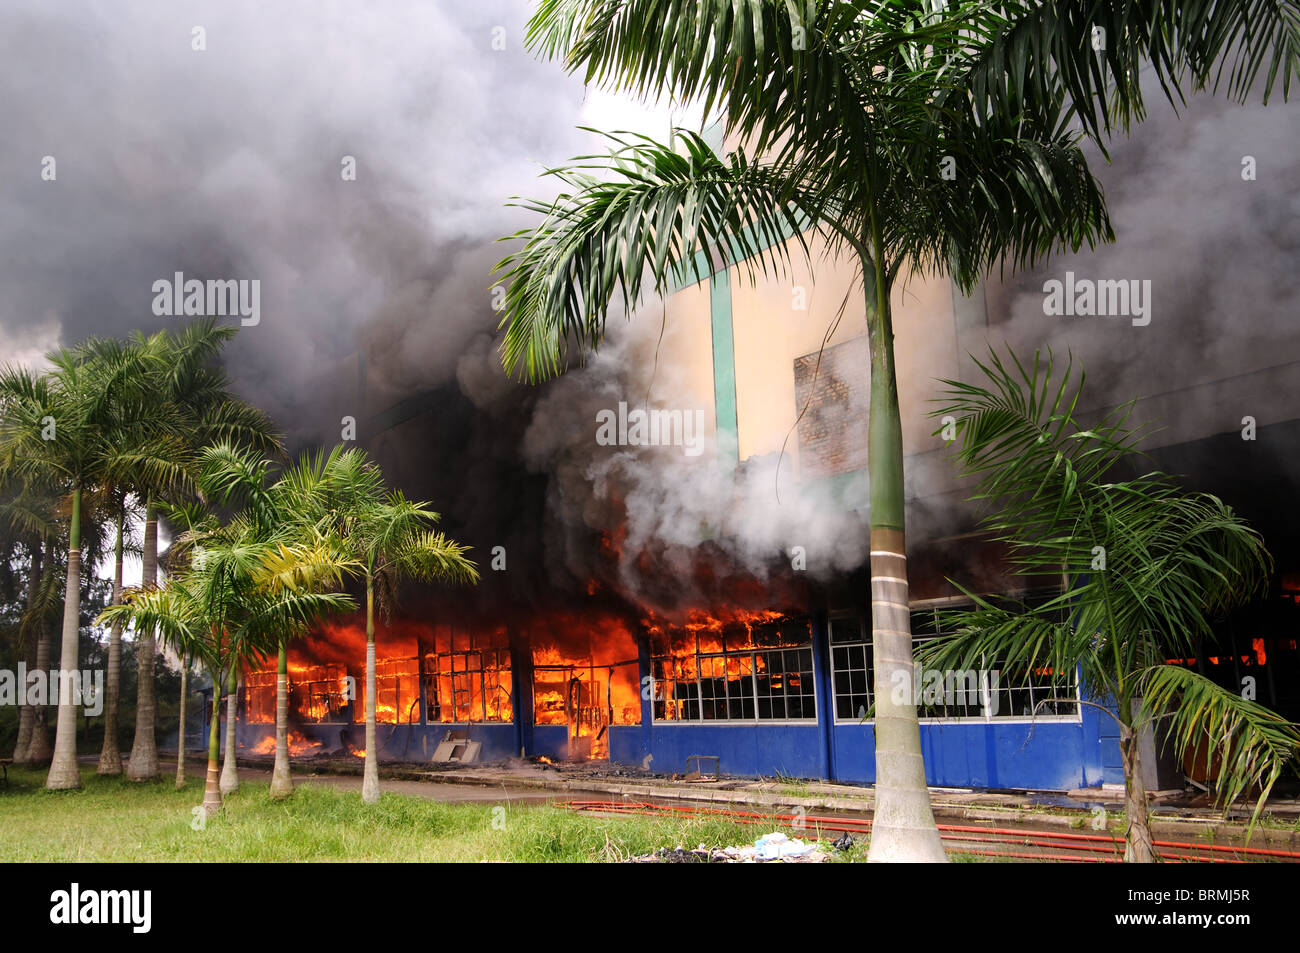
221 102 1300 794
223 219 1300 791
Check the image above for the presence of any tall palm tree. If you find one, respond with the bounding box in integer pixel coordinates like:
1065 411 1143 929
188 443 364 799
495 0 1300 861
63 338 170 778
103 498 356 818
98 502 126 774
184 444 277 799
497 0 1108 862
927 348 1300 861
174 647 192 790
10 537 47 762
95 493 143 775
124 321 281 782
258 447 352 798
0 340 164 789
318 448 478 803
41 332 189 779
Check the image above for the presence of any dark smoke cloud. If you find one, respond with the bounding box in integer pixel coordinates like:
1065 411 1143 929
4 8 1298 612
0 0 590 444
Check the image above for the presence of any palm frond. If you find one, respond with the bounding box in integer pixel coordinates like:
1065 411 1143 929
962 0 1300 146
1137 663 1300 826
494 129 825 381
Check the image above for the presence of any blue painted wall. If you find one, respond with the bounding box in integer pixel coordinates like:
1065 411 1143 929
618 722 825 778
829 718 1089 790
531 724 569 760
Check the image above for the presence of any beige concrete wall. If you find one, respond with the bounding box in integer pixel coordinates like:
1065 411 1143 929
655 232 964 481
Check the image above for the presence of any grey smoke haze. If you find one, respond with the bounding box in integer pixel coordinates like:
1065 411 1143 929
512 317 871 611
986 83 1300 439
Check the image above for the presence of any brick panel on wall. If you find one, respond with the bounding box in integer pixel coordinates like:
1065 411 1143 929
793 335 869 478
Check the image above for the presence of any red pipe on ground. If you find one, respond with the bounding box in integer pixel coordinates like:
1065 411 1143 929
560 799 1298 862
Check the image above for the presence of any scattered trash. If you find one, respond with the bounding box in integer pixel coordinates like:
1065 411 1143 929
630 832 829 864
831 833 856 851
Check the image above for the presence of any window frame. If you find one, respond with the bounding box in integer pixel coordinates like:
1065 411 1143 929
830 598 1083 726
649 619 817 725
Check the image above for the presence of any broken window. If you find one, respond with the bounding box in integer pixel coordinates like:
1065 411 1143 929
354 657 420 725
242 670 277 725
651 615 816 723
289 663 352 724
422 628 514 724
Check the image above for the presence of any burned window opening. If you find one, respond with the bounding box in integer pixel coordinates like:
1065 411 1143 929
650 614 816 723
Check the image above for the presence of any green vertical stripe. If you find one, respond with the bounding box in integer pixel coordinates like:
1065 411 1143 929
710 268 739 463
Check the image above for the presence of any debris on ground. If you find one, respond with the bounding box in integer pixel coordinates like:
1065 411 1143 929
831 833 856 851
631 832 829 863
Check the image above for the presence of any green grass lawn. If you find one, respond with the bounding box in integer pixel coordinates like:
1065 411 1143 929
1 766 841 862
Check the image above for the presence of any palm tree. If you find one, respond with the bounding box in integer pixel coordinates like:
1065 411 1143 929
192 443 283 797
11 537 49 762
495 0 1300 862
98 501 126 774
188 443 366 799
32 332 190 780
0 340 162 789
318 448 478 803
103 497 356 818
926 349 1300 861
95 493 143 775
174 647 193 790
64 337 172 779
258 447 352 798
124 321 281 782
497 1 1109 861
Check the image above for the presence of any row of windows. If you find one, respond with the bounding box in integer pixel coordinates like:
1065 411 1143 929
649 607 1080 724
830 609 1080 722
243 651 516 726
653 646 818 721
247 607 1080 727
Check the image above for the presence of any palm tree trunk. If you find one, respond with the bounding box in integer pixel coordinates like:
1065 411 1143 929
13 662 34 762
45 485 84 790
202 674 222 819
97 510 125 775
219 665 239 795
1119 721 1156 862
25 559 53 765
126 502 159 780
269 641 293 798
362 578 379 803
861 251 947 863
175 655 188 790
12 539 42 763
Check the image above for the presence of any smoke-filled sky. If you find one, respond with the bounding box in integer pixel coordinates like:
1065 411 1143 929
0 0 691 428
3 3 1298 607
0 0 689 591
